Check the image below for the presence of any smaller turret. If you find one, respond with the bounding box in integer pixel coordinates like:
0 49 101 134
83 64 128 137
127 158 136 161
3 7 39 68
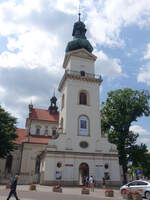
28 101 33 116
48 92 58 114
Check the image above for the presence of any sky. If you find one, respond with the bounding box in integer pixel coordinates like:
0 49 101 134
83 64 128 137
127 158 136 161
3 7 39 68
0 0 150 149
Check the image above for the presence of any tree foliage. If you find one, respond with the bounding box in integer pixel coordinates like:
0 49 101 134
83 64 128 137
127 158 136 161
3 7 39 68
101 88 150 183
129 144 150 179
0 105 17 158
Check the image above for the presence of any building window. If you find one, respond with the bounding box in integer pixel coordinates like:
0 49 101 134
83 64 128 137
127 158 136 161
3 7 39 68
79 90 89 105
52 128 56 137
80 92 87 105
61 94 65 110
52 127 59 139
36 126 41 135
44 126 48 136
78 115 89 136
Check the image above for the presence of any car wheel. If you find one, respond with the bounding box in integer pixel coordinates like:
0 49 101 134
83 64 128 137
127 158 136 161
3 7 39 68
145 191 150 199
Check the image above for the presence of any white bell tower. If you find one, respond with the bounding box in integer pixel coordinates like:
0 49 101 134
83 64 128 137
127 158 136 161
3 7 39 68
44 14 121 187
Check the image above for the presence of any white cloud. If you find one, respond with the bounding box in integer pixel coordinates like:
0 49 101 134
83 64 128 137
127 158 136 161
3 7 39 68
137 64 150 85
0 29 60 70
137 43 150 85
144 43 150 60
95 50 123 79
55 0 79 14
130 125 149 136
84 0 150 46
0 85 6 98
130 125 150 150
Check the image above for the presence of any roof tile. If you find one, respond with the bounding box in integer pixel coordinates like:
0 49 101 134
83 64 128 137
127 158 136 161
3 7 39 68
30 108 59 122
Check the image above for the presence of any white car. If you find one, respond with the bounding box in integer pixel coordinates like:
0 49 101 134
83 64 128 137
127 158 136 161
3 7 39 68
120 180 150 199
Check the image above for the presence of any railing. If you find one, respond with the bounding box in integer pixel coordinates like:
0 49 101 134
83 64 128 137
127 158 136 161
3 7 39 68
65 70 103 81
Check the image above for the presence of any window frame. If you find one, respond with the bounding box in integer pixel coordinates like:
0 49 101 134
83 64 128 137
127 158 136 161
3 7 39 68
78 115 90 136
78 90 89 106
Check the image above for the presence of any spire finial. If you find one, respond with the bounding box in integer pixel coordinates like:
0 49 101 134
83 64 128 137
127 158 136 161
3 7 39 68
78 3 81 21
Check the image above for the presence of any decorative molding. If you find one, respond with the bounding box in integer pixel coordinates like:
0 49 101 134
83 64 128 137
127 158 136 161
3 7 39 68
58 72 102 92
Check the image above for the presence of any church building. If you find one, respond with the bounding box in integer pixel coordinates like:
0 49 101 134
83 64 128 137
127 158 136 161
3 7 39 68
0 14 121 186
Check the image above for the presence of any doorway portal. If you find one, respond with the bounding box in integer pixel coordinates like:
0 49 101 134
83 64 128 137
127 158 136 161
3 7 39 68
79 163 89 185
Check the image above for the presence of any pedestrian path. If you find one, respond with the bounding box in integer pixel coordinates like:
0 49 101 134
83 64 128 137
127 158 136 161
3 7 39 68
0 185 123 200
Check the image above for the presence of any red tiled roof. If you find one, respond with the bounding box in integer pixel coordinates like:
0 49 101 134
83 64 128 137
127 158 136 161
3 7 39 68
28 135 51 144
15 128 26 144
30 108 59 123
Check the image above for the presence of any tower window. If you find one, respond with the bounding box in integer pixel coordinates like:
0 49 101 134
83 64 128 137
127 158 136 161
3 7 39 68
78 115 89 136
79 92 87 105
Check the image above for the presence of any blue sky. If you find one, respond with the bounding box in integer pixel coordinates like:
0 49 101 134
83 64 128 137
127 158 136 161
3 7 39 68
0 0 150 148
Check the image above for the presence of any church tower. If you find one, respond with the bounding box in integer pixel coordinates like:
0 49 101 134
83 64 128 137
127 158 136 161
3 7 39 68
58 14 103 153
42 14 121 186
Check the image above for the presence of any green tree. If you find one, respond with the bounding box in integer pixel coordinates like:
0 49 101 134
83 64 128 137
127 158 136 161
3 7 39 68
0 105 17 158
142 153 150 178
128 143 149 179
101 88 150 184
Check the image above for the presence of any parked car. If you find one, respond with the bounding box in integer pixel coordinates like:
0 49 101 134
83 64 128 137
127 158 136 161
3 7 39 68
120 180 150 199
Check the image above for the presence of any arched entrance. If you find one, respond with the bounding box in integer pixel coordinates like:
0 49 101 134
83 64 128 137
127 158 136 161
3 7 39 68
79 163 89 185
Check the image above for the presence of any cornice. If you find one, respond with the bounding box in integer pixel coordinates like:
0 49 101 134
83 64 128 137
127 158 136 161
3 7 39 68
58 72 102 92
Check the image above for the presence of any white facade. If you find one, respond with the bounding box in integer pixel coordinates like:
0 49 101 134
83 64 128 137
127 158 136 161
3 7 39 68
41 49 121 186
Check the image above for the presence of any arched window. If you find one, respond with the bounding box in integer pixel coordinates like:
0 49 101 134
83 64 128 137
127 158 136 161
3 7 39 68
78 115 89 136
61 94 65 110
79 92 87 105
